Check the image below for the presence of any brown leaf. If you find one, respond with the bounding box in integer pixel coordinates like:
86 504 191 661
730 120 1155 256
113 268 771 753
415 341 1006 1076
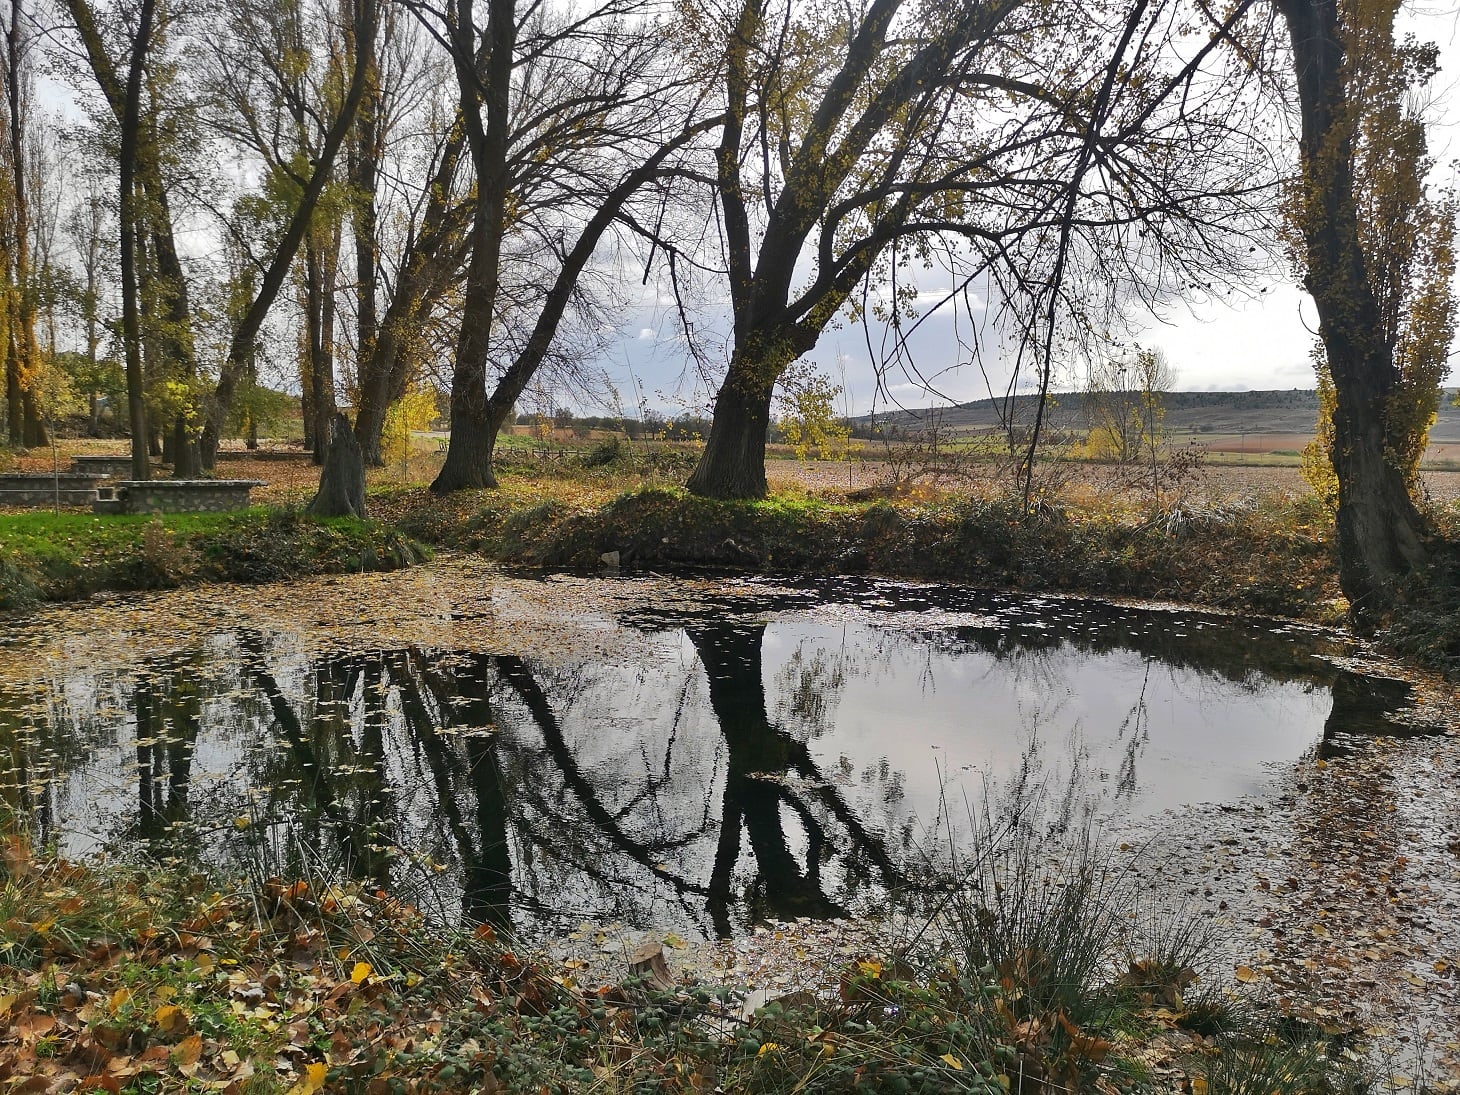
173 1033 203 1067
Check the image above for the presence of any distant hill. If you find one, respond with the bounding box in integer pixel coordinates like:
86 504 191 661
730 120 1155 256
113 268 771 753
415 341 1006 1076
859 388 1460 443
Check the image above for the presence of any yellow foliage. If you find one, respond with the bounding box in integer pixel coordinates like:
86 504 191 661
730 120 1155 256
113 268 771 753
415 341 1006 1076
381 388 438 465
1084 346 1171 465
777 366 850 461
1301 362 1340 510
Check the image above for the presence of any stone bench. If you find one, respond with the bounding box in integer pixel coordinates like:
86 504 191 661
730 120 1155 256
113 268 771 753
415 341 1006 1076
93 479 267 515
0 473 109 508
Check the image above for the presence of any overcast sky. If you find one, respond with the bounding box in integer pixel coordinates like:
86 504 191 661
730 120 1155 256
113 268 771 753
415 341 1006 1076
579 279 1326 420
35 2 1460 419
574 6 1460 419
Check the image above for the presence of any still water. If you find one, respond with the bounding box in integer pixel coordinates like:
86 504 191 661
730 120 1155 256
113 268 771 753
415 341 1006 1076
0 570 1418 938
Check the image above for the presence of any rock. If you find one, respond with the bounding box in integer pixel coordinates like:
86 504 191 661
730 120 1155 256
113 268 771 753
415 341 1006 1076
599 550 620 567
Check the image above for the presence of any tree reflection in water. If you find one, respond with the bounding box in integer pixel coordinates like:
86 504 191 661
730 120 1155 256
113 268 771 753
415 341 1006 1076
0 580 1436 937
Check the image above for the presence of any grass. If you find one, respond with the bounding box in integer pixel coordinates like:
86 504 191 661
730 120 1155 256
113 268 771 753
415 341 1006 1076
14 435 1460 667
0 508 428 609
380 478 1346 623
0 455 1349 623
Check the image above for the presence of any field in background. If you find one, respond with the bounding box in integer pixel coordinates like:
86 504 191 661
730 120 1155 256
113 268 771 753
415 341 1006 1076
12 431 1460 514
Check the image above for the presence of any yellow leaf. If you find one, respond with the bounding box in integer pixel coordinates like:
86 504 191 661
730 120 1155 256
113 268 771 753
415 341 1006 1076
941 1053 965 1070
234 816 251 829
109 986 131 1012
350 962 372 984
758 1042 780 1056
857 959 882 978
286 1062 330 1095
153 1003 186 1032
173 1033 203 1066
1191 1079 1209 1095
1235 965 1259 984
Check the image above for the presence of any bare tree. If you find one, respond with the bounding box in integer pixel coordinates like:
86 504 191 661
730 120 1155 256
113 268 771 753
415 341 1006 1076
409 0 711 493
1084 345 1173 466
350 118 471 465
680 0 1278 500
194 0 379 466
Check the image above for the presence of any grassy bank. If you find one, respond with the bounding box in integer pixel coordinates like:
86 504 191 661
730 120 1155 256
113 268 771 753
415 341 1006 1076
0 509 427 611
0 827 1370 1094
6 448 1460 673
384 479 1346 624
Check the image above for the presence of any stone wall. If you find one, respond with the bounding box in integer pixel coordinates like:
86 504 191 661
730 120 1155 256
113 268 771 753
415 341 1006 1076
0 488 102 506
115 480 265 514
0 473 108 491
0 474 106 508
71 456 139 478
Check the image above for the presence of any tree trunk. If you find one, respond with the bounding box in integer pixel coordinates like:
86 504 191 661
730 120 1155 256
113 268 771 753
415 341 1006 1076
1274 0 1428 624
355 257 455 465
4 0 45 451
354 125 465 466
307 411 367 518
171 413 201 478
303 230 339 466
117 0 156 482
349 30 381 394
431 0 514 495
431 369 501 492
5 335 19 445
686 367 776 500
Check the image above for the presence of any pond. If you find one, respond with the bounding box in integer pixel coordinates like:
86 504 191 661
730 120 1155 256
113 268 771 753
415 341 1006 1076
0 564 1425 939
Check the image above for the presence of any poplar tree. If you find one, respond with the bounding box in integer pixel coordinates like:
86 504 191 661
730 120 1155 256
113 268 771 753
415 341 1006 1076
1273 0 1456 622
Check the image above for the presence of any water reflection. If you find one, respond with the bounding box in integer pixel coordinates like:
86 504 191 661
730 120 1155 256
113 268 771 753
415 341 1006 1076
0 579 1428 937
